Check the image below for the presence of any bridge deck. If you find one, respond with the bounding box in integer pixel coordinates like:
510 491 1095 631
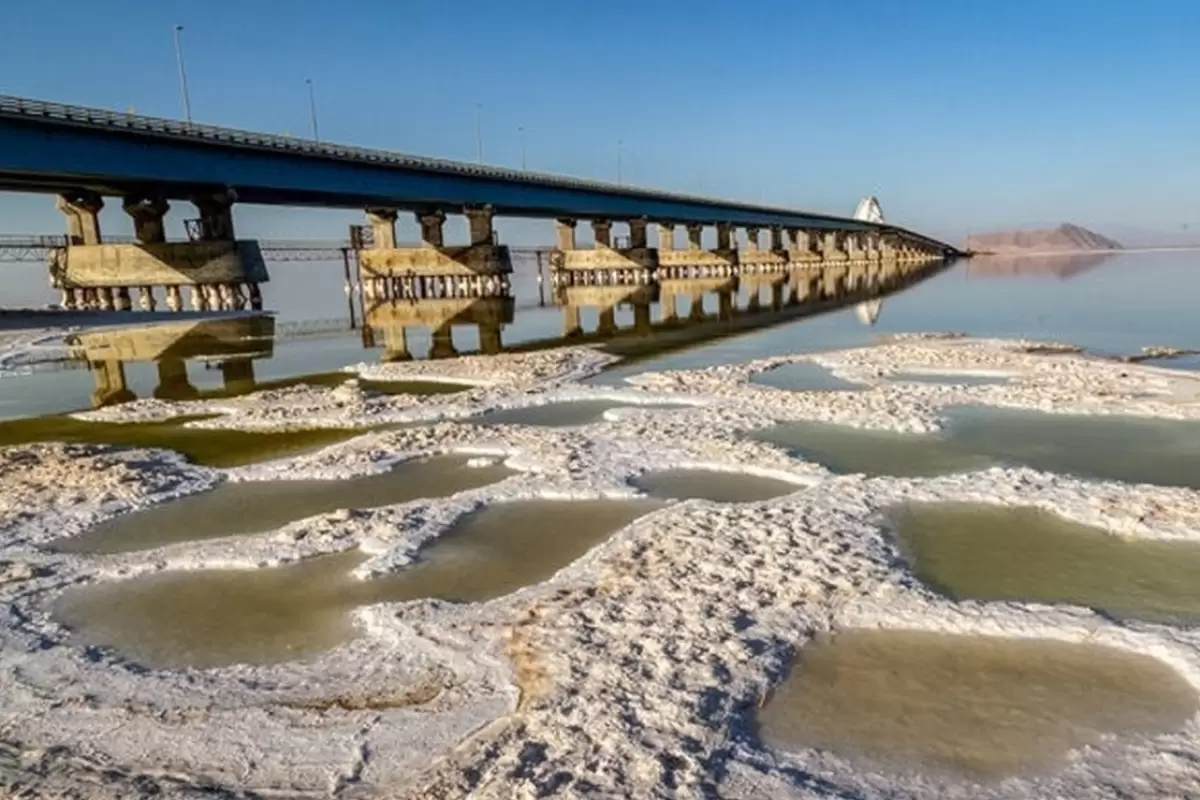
0 96 955 251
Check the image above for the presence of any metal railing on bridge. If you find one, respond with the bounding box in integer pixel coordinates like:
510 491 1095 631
0 234 551 263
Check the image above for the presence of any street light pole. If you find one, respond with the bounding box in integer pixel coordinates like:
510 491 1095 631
172 24 193 123
305 78 320 142
475 104 484 164
519 126 527 170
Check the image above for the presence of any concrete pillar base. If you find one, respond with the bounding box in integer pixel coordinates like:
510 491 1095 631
358 245 513 278
60 241 269 312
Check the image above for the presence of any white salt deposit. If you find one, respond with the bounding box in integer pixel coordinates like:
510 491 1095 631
4 338 1200 797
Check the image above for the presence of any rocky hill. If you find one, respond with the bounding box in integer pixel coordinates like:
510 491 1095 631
966 224 1123 254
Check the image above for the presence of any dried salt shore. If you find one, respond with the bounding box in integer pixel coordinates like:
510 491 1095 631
4 338 1200 798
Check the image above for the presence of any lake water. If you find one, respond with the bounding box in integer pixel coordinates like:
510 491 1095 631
55 454 515 554
53 498 660 669
6 251 1200 419
892 502 1200 625
756 628 1197 780
751 404 1200 487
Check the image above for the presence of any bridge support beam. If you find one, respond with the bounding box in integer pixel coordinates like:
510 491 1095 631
53 190 267 313
656 222 738 279
822 231 850 263
357 206 513 304
549 216 657 284
787 229 822 264
739 225 789 272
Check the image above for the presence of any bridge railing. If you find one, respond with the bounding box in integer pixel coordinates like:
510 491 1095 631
0 95 879 231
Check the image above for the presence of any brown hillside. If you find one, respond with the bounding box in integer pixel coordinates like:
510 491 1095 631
966 224 1123 254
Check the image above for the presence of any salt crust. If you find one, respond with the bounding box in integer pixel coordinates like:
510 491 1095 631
3 338 1200 797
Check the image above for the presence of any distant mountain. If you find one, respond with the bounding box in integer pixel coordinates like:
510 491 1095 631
966 224 1123 254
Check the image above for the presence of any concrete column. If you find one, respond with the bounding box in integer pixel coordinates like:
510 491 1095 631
716 223 733 251
220 359 257 396
744 227 760 253
382 326 413 362
633 300 652 334
718 290 733 321
429 324 458 359
90 360 136 408
417 210 446 247
628 219 648 249
689 292 706 321
556 219 578 250
56 192 104 245
465 206 494 246
658 223 675 251
660 291 678 322
366 208 399 249
192 190 237 241
154 359 199 400
123 196 169 244
770 226 785 251
686 224 703 251
479 323 503 355
591 219 613 248
823 231 847 260
562 305 583 338
597 306 618 336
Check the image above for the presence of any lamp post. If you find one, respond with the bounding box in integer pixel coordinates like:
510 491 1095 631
305 78 320 142
172 25 192 123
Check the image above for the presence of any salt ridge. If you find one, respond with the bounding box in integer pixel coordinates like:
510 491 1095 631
2 339 1200 797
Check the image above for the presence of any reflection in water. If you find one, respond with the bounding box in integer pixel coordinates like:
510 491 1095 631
893 503 1200 624
8 257 951 418
54 499 659 669
56 454 515 554
757 629 1197 779
69 315 276 407
752 405 1200 487
965 252 1118 280
633 469 800 502
751 362 861 392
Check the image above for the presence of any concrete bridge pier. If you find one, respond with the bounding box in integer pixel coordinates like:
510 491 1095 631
655 222 737 279
357 205 513 302
52 189 267 313
739 227 789 273
549 216 657 283
786 229 822 265
822 231 850 263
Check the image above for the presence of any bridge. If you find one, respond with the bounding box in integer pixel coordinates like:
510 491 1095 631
0 95 962 314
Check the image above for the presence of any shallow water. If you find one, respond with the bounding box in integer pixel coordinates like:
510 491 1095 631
757 629 1197 780
53 499 659 669
892 502 1200 624
633 469 800 503
468 399 684 427
750 362 861 392
56 454 515 554
752 405 1200 486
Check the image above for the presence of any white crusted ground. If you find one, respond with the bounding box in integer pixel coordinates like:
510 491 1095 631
3 338 1200 798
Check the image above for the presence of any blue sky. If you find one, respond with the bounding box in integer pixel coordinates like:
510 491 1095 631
1 0 1197 243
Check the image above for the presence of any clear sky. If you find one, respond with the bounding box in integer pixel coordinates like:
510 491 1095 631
0 0 1197 243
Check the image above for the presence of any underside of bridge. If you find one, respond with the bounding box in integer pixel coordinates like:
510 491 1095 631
0 95 962 312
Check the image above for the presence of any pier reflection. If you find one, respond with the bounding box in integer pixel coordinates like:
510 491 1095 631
58 257 947 411
68 315 275 407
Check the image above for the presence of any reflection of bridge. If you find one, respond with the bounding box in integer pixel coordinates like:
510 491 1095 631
0 95 960 315
64 256 946 410
67 315 275 407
